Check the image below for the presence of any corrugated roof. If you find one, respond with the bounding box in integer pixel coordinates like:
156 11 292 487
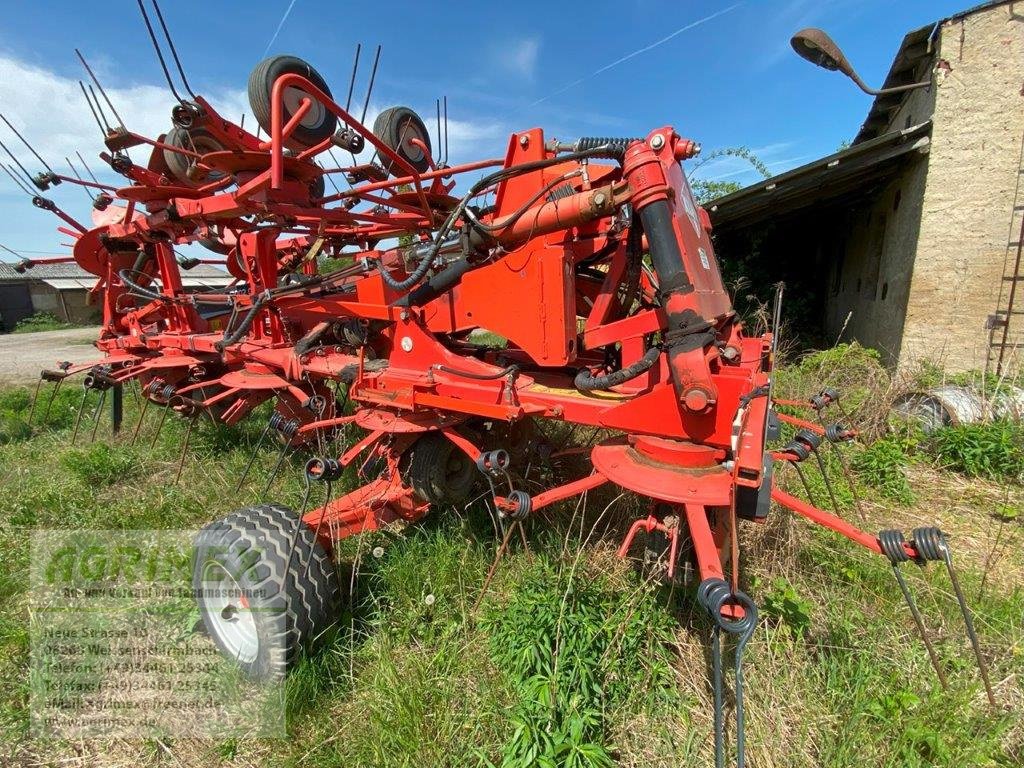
709 122 932 230
0 259 230 283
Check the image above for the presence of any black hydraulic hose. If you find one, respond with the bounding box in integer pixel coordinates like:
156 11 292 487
118 269 167 303
381 144 621 294
574 345 661 391
433 363 518 381
215 293 270 351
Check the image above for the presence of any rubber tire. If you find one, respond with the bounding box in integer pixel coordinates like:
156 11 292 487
163 127 226 185
372 106 432 175
192 503 340 681
404 432 476 507
248 55 337 151
309 174 326 201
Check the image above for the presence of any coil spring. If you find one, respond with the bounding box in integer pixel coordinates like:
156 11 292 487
784 428 822 461
305 456 343 483
573 136 640 157
911 527 948 562
501 489 532 521
809 387 840 411
476 449 510 476
879 529 911 564
160 384 176 401
546 183 576 203
269 411 301 439
824 422 853 442
697 578 758 635
305 394 327 415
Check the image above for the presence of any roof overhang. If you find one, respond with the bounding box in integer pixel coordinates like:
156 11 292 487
707 121 931 231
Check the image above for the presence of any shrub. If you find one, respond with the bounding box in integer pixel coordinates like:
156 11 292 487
12 312 73 334
851 436 915 504
928 420 1024 483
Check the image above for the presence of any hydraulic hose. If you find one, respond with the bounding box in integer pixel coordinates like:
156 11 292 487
381 144 622 295
215 292 270 351
574 345 661 391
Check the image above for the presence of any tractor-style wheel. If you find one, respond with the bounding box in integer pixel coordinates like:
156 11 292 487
163 127 227 185
404 431 476 507
372 106 432 175
192 503 340 680
248 55 337 151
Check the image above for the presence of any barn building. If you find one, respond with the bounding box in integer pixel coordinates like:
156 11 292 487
0 261 233 332
709 0 1024 375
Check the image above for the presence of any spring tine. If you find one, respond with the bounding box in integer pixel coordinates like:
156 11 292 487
136 0 184 102
359 45 381 124
150 404 169 449
78 81 107 138
2 164 34 196
940 545 997 707
41 378 62 425
28 376 45 425
0 113 54 174
472 521 518 615
302 480 333 583
436 99 441 160
0 137 40 190
174 413 197 484
791 461 817 507
151 0 196 99
816 412 866 522
71 388 89 444
75 49 127 130
811 448 843 518
76 151 100 185
89 388 107 442
65 156 94 202
443 96 448 164
344 43 361 112
282 477 315 589
261 441 291 498
88 85 113 134
890 564 948 689
130 395 150 445
235 418 273 491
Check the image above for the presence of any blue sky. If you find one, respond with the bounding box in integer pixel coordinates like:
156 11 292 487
0 0 968 258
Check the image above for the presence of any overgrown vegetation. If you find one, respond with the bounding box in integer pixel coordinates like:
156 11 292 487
11 312 78 334
0 348 1021 767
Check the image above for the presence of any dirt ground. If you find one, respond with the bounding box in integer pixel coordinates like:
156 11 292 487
0 327 99 385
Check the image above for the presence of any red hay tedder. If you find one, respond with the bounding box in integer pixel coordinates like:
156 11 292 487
3 5 996 763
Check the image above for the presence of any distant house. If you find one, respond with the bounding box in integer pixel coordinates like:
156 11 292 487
709 0 1023 375
0 261 233 332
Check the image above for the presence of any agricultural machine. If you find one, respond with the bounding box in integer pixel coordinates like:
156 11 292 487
2 4 997 764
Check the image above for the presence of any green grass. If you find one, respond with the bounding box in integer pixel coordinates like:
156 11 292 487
0 376 1020 767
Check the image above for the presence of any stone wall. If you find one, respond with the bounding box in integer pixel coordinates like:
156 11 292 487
899 6 1024 373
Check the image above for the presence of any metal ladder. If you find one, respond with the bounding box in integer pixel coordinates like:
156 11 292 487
988 129 1024 376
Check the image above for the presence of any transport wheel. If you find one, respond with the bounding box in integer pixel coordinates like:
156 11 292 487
308 174 326 200
163 127 227 185
404 431 476 506
372 106 432 174
192 503 340 680
248 55 337 151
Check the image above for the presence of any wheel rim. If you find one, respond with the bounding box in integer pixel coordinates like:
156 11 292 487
283 86 327 131
397 116 426 162
200 560 259 664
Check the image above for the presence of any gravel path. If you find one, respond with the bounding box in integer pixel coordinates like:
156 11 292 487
0 327 100 385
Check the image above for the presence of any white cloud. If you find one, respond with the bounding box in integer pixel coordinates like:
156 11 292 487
495 37 540 79
0 52 248 179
